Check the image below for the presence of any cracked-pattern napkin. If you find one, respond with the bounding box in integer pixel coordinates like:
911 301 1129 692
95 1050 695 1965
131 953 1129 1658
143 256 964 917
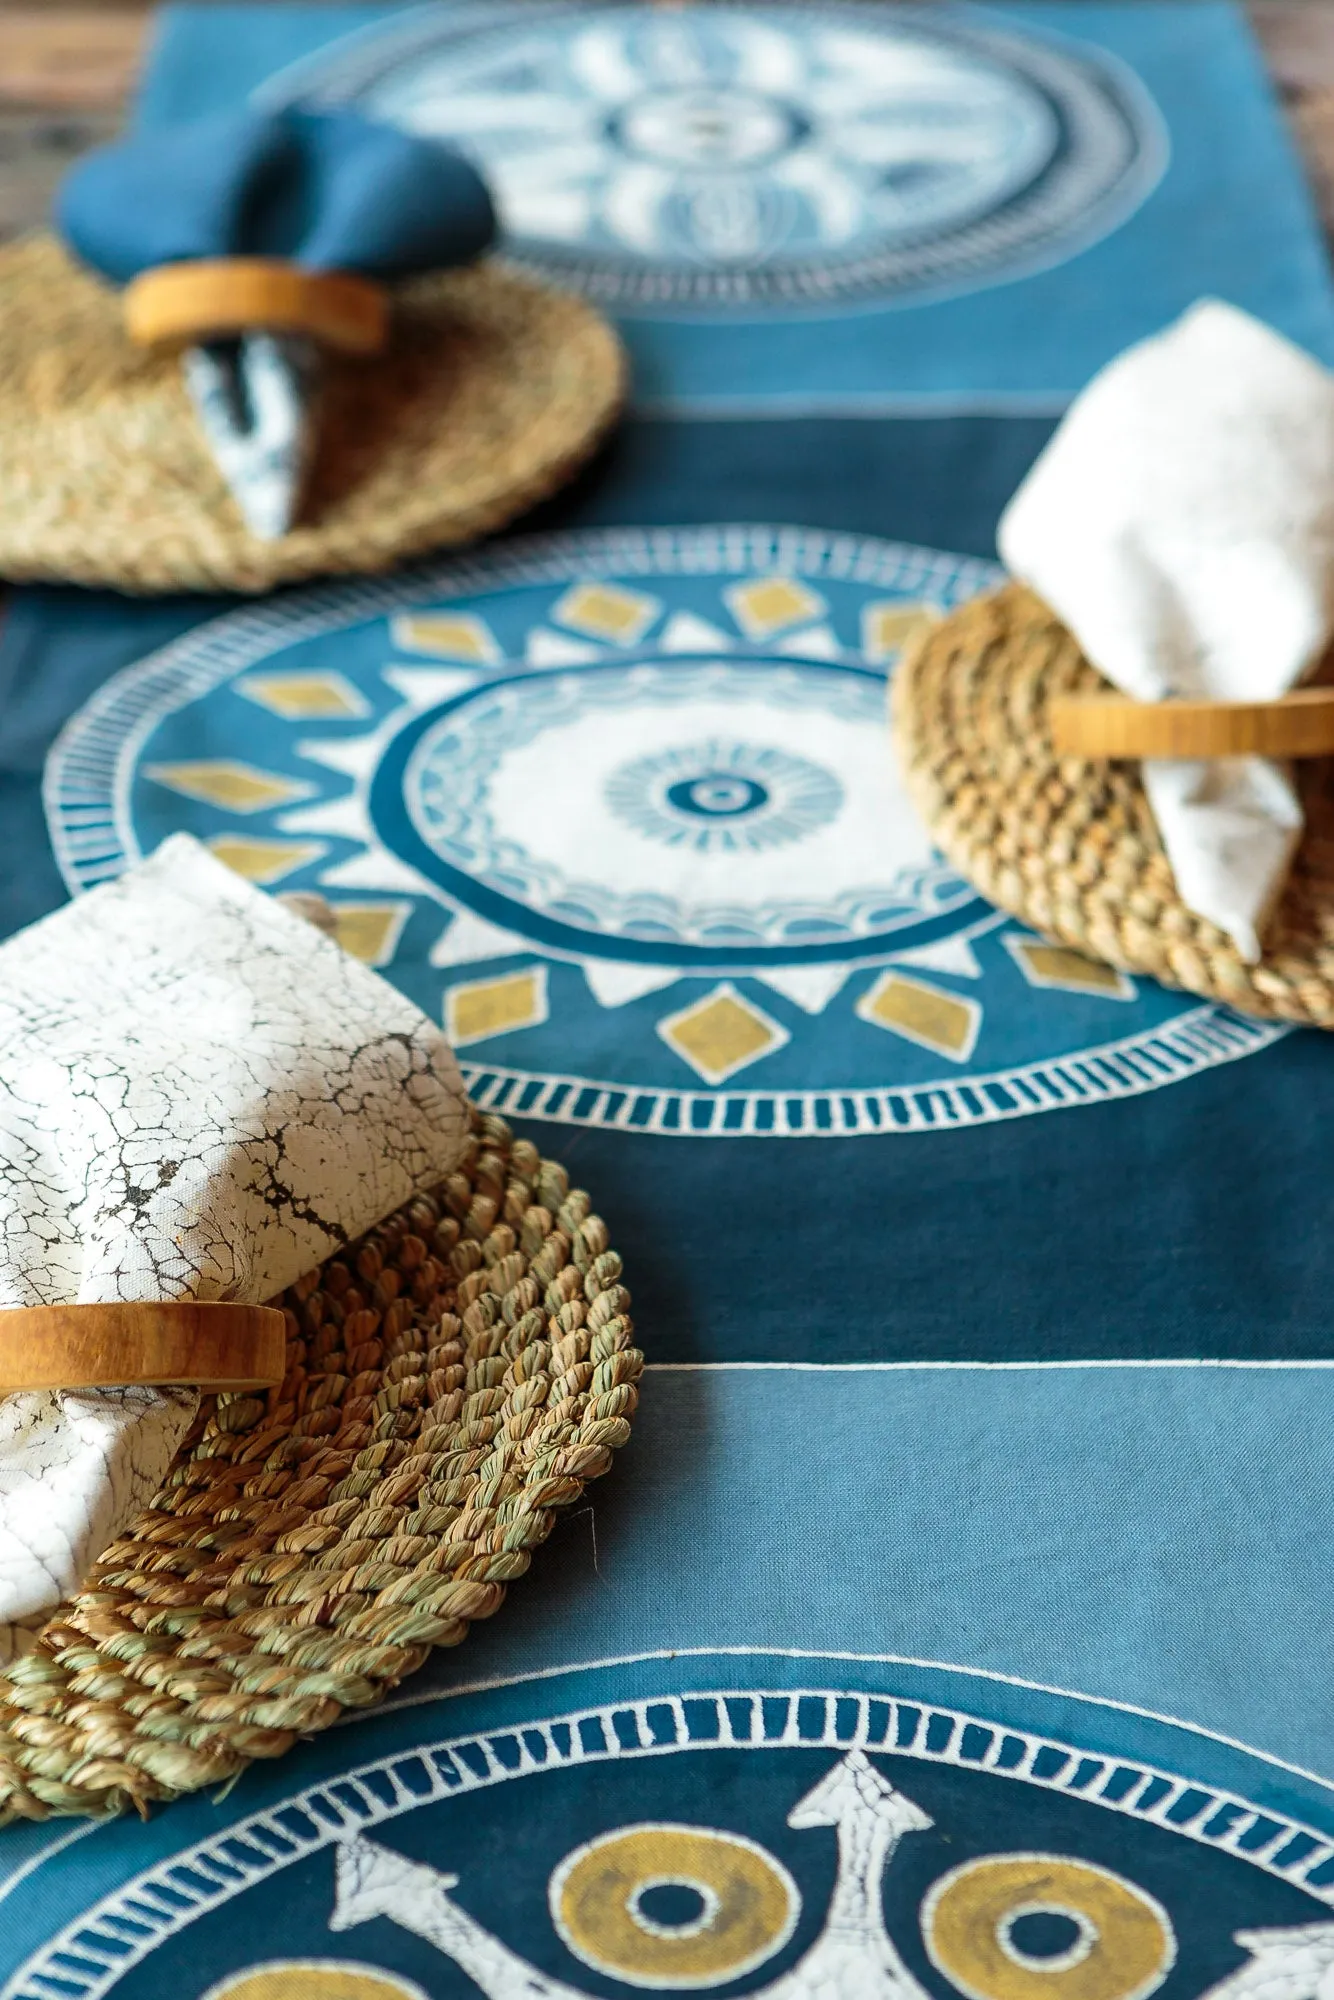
0 834 470 1659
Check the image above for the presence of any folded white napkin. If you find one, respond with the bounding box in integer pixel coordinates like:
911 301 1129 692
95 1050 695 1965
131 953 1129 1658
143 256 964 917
0 834 470 1660
999 299 1334 962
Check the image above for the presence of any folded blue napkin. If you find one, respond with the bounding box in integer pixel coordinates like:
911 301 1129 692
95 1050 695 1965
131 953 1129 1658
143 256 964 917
59 105 494 282
57 109 496 539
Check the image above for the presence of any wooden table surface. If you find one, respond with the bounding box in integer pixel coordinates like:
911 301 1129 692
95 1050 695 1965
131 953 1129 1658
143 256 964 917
3 3 1334 243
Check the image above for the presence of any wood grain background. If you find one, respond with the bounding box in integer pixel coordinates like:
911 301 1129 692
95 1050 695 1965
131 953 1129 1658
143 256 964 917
3 3 1334 243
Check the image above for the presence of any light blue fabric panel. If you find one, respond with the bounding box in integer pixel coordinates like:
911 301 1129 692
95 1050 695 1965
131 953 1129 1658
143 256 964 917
6 1365 1334 1983
391 1363 1334 1787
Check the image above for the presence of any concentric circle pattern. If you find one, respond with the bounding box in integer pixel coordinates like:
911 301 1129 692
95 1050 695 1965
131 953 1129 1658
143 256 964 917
551 1822 799 1986
274 1 1165 310
43 528 1289 1137
923 1852 1176 2000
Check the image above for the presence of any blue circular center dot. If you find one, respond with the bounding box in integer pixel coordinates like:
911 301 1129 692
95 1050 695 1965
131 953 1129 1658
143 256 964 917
634 1882 708 1932
667 774 769 819
1005 1911 1086 1961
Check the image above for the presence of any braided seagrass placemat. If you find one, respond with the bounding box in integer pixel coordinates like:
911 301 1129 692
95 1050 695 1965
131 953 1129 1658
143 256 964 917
0 1110 641 1823
893 581 1334 1029
0 234 625 594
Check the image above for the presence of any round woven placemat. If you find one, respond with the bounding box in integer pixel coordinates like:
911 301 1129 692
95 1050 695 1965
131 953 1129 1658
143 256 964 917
0 1110 641 1823
0 234 626 594
893 581 1334 1029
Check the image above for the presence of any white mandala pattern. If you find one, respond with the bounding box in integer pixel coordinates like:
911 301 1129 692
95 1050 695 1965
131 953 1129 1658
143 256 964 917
603 739 843 856
42 527 1286 1139
267 1 1167 310
399 657 953 953
5 1686 1333 2000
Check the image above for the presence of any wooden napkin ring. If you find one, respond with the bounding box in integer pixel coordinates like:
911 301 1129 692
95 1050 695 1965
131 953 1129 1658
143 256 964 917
1050 687 1334 760
123 258 389 356
0 1302 287 1393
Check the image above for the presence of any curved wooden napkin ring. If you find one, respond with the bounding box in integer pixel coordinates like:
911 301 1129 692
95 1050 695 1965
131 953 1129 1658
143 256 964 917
123 259 389 355
0 1302 287 1393
1050 687 1334 760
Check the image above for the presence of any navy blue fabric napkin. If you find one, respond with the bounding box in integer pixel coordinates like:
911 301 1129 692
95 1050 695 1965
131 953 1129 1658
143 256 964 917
59 105 494 281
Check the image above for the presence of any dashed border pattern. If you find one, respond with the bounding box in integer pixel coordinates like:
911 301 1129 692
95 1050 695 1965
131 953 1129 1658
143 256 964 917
459 1002 1285 1137
42 523 1288 1138
6 1684 1331 2000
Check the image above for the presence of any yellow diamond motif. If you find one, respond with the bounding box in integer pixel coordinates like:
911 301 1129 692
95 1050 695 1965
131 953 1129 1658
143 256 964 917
726 576 826 640
1006 936 1135 999
207 836 325 885
861 600 943 662
144 762 311 814
392 613 500 664
856 972 980 1062
235 672 369 720
553 582 660 645
658 983 788 1085
324 902 412 967
447 967 549 1048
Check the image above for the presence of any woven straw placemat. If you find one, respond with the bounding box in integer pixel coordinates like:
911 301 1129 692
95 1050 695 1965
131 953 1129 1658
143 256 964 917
0 234 626 594
0 1110 641 1823
893 581 1334 1029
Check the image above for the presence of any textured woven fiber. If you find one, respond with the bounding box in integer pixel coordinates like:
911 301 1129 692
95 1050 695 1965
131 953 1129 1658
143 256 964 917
0 234 625 593
893 582 1334 1028
0 1110 640 1822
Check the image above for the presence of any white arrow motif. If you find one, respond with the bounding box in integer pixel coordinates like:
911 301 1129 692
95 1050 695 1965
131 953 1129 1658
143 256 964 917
330 1750 932 1999
772 1749 932 1999
332 1834 584 2000
1197 1926 1334 2000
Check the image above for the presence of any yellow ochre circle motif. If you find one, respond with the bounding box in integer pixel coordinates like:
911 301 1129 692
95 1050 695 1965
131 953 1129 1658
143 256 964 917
550 1821 800 1988
201 1964 428 2000
922 1852 1177 2000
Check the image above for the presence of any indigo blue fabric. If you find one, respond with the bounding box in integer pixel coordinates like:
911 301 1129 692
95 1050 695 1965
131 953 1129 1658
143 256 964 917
58 105 495 282
6 6 1334 1987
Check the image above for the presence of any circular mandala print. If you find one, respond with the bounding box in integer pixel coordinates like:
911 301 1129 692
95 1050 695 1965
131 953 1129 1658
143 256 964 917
604 739 843 855
44 525 1285 1139
269 1 1166 310
10 1673 1334 2000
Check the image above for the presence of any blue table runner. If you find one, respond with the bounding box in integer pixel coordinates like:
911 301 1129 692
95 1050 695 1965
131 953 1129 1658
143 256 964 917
5 5 1334 1989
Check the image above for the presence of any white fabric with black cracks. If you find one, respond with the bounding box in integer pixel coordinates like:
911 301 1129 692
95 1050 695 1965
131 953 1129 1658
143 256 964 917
1000 299 1334 961
0 1386 195 1654
0 833 470 1659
